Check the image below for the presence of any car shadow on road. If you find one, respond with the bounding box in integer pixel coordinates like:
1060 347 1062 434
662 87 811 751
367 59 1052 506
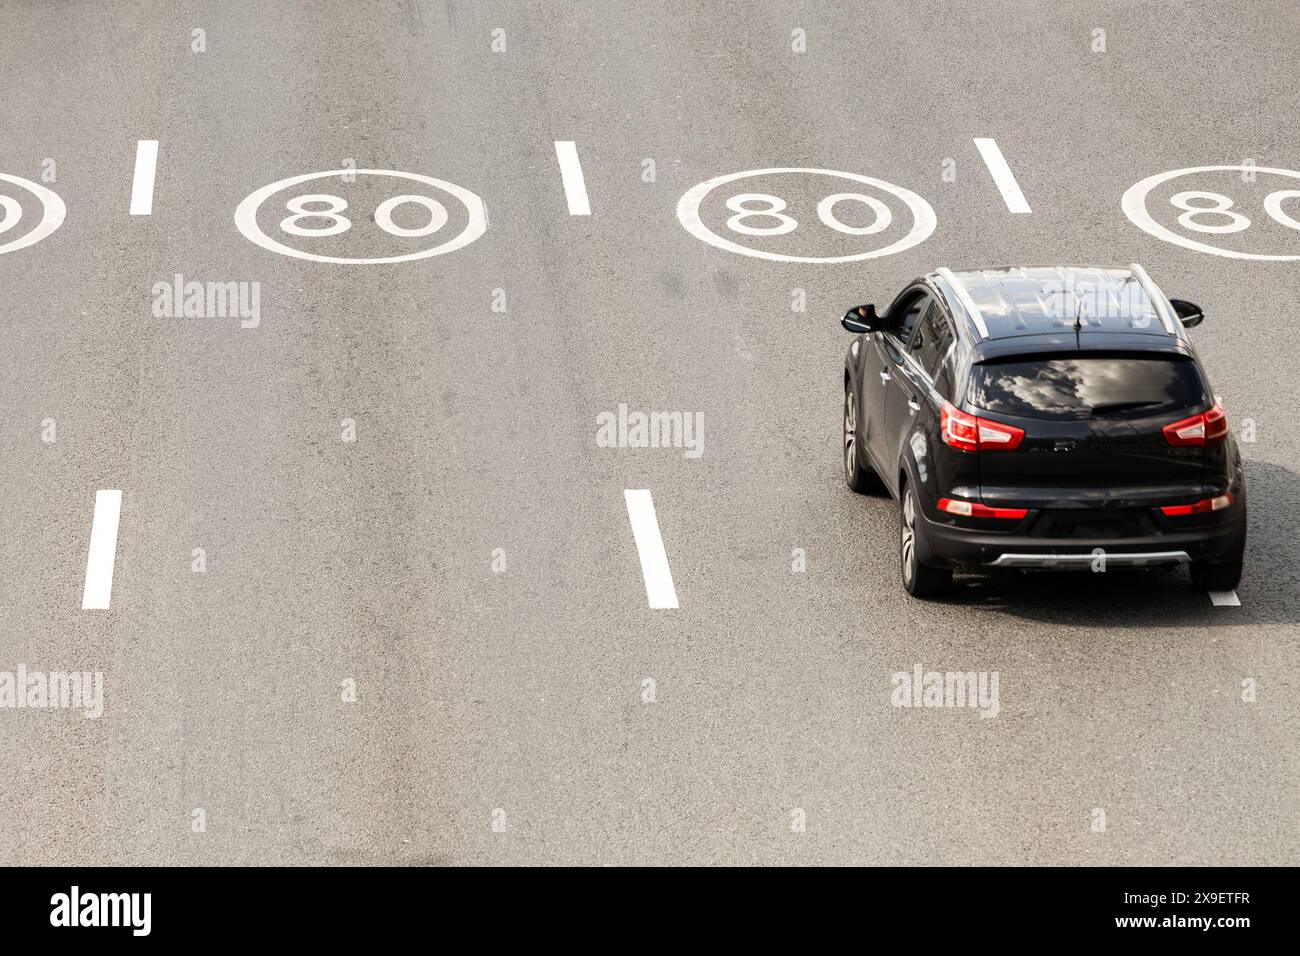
930 460 1300 628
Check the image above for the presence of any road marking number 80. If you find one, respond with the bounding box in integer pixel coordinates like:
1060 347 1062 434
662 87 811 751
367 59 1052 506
235 169 486 265
1170 189 1300 235
0 172 66 257
1122 165 1300 261
723 191 892 237
677 167 934 263
279 193 450 239
0 195 21 235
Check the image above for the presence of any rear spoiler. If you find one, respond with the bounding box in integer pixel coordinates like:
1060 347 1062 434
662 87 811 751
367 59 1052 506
972 334 1199 362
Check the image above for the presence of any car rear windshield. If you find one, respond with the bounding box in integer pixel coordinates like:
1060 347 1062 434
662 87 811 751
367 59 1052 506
967 355 1208 421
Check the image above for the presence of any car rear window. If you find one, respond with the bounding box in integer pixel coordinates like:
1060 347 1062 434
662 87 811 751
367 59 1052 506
967 355 1208 421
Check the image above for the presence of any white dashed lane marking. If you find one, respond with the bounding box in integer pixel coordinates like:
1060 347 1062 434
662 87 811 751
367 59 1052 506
624 490 678 609
81 490 123 610
1209 590 1241 607
553 140 592 216
129 140 159 215
974 137 1031 214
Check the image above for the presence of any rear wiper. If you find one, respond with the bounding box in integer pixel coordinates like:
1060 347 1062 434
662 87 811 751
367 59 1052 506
1089 401 1161 414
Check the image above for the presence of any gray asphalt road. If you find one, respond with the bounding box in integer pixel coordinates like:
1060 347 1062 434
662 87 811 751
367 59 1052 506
2 0 1298 865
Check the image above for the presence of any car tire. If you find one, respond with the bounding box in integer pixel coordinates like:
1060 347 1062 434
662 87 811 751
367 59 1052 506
900 480 953 598
1189 556 1243 591
843 383 882 493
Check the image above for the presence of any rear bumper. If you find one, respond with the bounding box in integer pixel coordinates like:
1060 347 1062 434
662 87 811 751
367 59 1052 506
988 550 1189 568
916 504 1246 570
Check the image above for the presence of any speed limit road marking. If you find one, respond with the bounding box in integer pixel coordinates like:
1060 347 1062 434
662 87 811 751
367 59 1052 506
0 172 66 256
234 169 487 264
676 167 935 263
1122 165 1300 260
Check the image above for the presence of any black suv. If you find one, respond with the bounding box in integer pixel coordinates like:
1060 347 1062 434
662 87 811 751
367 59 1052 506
841 265 1246 598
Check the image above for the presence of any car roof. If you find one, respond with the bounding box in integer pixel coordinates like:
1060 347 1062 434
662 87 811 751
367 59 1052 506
927 265 1189 357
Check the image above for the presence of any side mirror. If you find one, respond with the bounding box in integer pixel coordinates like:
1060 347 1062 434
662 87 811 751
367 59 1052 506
841 304 878 334
1169 298 1204 328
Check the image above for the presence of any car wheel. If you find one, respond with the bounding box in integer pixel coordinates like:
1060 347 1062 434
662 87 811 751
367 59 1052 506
1189 556 1243 591
843 383 881 493
900 481 952 598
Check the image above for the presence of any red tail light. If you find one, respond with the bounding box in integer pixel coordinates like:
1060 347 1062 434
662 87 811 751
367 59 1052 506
938 497 1029 520
1160 494 1233 516
1163 399 1228 447
940 401 1024 452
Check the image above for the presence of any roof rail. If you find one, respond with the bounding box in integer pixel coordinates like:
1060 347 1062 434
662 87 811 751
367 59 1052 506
936 267 989 339
1127 262 1178 335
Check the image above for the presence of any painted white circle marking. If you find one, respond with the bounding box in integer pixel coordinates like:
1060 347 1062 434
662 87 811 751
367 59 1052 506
816 192 892 236
677 167 935 263
0 195 22 236
1263 189 1300 233
0 173 66 256
235 169 486 264
374 194 448 237
1122 165 1300 260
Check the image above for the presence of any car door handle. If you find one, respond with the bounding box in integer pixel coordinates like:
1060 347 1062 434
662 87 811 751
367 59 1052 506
907 399 921 412
879 370 891 383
